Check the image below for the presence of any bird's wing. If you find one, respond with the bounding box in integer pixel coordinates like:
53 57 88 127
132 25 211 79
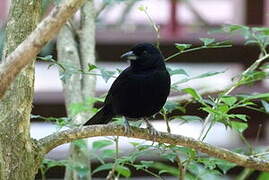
104 67 132 105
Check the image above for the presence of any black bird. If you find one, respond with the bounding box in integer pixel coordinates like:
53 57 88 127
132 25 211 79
84 43 171 133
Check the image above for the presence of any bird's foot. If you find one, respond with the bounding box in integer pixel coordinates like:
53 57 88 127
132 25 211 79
123 118 132 135
145 119 160 137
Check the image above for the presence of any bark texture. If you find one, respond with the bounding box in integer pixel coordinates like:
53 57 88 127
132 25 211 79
0 0 42 179
39 124 269 172
0 0 86 100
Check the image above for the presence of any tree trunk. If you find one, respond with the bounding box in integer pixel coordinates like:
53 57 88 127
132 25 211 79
57 0 96 179
0 0 42 179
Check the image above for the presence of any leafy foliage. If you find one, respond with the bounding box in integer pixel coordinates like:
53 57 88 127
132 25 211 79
39 22 269 179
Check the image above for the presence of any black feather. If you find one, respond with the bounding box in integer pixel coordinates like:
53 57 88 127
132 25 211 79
84 106 114 125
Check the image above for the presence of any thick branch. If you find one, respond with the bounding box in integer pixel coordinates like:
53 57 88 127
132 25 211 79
39 124 269 172
0 0 85 99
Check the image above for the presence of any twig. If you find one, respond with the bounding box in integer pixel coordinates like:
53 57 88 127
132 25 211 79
106 136 119 180
164 45 232 61
95 2 109 18
175 155 185 180
235 168 255 180
198 53 269 140
140 6 161 49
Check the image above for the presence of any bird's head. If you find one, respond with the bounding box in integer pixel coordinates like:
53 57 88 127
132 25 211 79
121 43 164 68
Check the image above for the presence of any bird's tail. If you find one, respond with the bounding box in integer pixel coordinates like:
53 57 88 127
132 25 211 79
84 107 114 125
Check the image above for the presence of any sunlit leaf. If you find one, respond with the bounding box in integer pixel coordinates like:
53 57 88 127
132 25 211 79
221 96 237 106
100 68 116 82
92 163 113 174
200 38 215 46
176 115 203 122
115 165 131 177
258 172 269 180
229 114 248 121
230 121 248 133
166 67 189 76
92 140 113 151
175 71 225 84
37 55 54 61
163 101 186 113
223 24 249 33
88 63 97 72
175 43 192 51
100 149 116 159
182 88 202 101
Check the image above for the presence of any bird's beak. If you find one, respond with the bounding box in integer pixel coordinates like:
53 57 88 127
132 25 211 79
120 51 137 60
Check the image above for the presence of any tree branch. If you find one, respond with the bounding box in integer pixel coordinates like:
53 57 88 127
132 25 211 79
39 124 269 172
0 0 86 100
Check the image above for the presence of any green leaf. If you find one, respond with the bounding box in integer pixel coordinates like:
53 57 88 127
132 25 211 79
258 172 269 180
212 158 236 174
175 43 192 51
150 162 179 176
217 105 229 113
175 146 197 157
245 40 259 45
42 159 68 170
37 55 54 61
187 162 222 180
182 88 202 101
200 38 215 46
253 27 269 35
138 5 147 11
100 149 116 159
175 71 225 84
177 115 203 122
69 102 89 116
92 140 113 151
100 68 116 82
74 166 90 177
214 40 232 46
166 67 189 76
129 142 140 147
163 101 186 113
88 63 97 72
261 100 269 113
140 161 154 168
230 121 248 133
160 153 177 162
221 96 237 106
196 71 225 78
239 93 269 101
239 71 267 85
223 24 249 32
115 165 131 177
229 114 248 121
92 163 113 174
198 158 236 174
73 139 88 149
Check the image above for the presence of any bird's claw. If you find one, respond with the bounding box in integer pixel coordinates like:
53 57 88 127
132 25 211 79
146 124 160 136
144 119 160 139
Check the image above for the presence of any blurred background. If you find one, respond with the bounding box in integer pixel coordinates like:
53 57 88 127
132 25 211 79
1 0 269 179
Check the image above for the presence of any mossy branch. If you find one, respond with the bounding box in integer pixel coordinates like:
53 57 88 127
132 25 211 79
39 124 269 172
0 0 86 100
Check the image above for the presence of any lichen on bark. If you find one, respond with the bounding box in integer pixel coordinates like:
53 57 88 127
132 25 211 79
0 0 42 179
